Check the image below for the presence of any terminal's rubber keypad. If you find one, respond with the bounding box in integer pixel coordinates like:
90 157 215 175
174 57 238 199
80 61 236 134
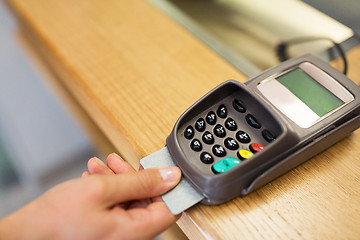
183 99 276 174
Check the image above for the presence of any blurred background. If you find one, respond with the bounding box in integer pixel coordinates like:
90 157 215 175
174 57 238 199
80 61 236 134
151 0 359 77
0 0 359 226
0 0 115 217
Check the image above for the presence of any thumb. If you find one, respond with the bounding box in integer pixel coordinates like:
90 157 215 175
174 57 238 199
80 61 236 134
100 167 181 205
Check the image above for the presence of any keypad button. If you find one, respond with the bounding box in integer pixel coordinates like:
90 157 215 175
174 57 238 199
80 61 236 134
206 111 217 125
246 114 261 129
214 124 226 138
225 118 237 131
200 152 214 164
233 99 246 113
202 131 214 144
236 130 251 143
262 129 276 142
224 137 239 150
217 104 227 118
195 118 206 132
249 143 264 153
212 145 226 157
184 126 195 139
212 157 240 174
237 149 253 160
190 139 202 152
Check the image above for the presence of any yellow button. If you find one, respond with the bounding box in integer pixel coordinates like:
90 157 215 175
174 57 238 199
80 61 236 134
237 150 253 160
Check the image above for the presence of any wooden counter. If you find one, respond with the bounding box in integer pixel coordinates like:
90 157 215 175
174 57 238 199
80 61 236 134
6 0 360 239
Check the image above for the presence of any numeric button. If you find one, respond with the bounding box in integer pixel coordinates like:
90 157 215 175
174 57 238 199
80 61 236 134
190 139 202 152
195 118 206 132
184 126 194 139
202 131 214 144
206 111 217 125
225 118 237 131
214 124 226 138
224 138 239 150
200 152 214 164
217 104 227 118
236 130 251 143
212 145 226 157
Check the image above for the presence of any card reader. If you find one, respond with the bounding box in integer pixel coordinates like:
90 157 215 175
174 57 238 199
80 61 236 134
140 54 360 214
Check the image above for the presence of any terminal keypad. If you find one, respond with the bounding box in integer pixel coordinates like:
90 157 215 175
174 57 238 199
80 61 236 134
183 99 275 174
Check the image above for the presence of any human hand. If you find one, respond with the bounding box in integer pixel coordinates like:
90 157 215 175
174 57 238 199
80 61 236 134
82 153 176 211
0 154 181 240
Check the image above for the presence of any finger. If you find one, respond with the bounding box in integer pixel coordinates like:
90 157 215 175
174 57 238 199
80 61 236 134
127 199 150 209
119 201 181 238
151 196 162 202
106 153 135 174
88 157 115 175
101 167 181 206
82 171 90 178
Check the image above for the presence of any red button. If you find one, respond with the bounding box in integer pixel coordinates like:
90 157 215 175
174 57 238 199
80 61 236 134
249 143 264 153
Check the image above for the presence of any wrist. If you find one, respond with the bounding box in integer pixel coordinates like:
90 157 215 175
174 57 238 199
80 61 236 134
0 201 52 239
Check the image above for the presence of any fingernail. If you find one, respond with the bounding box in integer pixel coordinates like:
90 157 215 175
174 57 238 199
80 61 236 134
111 153 122 160
94 157 106 167
159 167 181 182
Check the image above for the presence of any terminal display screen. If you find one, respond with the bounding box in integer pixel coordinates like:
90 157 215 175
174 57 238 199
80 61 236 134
276 68 344 117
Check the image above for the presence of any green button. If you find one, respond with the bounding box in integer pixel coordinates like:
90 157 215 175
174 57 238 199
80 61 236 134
212 157 241 174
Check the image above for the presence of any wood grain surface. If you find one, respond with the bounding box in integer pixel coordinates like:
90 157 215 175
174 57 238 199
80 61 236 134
6 0 360 239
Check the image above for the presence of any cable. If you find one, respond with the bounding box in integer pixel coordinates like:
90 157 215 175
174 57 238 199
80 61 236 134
276 36 348 75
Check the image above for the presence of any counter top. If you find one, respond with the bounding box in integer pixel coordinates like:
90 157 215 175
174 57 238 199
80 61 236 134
6 0 360 238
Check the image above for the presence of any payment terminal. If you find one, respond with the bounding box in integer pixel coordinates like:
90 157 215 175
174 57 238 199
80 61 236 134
141 54 360 213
